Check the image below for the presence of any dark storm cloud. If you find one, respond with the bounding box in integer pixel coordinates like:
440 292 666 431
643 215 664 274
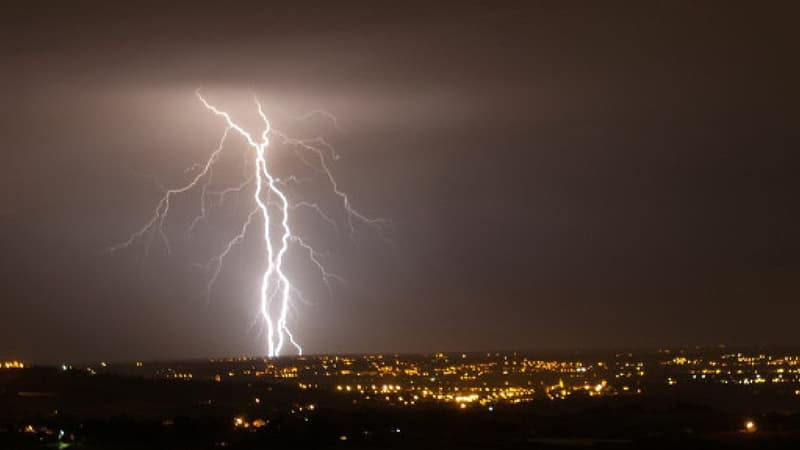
1 1 799 363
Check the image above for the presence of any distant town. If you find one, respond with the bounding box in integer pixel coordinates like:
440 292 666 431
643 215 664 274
12 347 800 407
3 348 800 448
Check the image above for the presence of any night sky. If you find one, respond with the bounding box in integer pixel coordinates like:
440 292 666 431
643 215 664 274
1 1 799 363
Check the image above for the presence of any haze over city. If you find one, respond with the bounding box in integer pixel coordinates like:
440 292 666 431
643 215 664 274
3 1 798 365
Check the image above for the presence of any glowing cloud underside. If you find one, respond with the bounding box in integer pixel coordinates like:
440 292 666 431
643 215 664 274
111 91 386 357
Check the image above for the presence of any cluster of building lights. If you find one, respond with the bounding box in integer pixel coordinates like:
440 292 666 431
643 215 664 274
232 416 268 430
2 360 25 369
661 353 800 386
38 350 800 412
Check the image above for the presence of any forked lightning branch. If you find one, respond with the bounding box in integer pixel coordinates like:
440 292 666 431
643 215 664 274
111 91 385 357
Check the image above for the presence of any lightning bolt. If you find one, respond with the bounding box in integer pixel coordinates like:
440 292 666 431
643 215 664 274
110 90 385 357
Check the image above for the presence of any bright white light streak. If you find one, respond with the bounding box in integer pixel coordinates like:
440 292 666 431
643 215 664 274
111 90 386 357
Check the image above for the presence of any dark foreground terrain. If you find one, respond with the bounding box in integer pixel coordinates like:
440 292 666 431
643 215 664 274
2 351 800 449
